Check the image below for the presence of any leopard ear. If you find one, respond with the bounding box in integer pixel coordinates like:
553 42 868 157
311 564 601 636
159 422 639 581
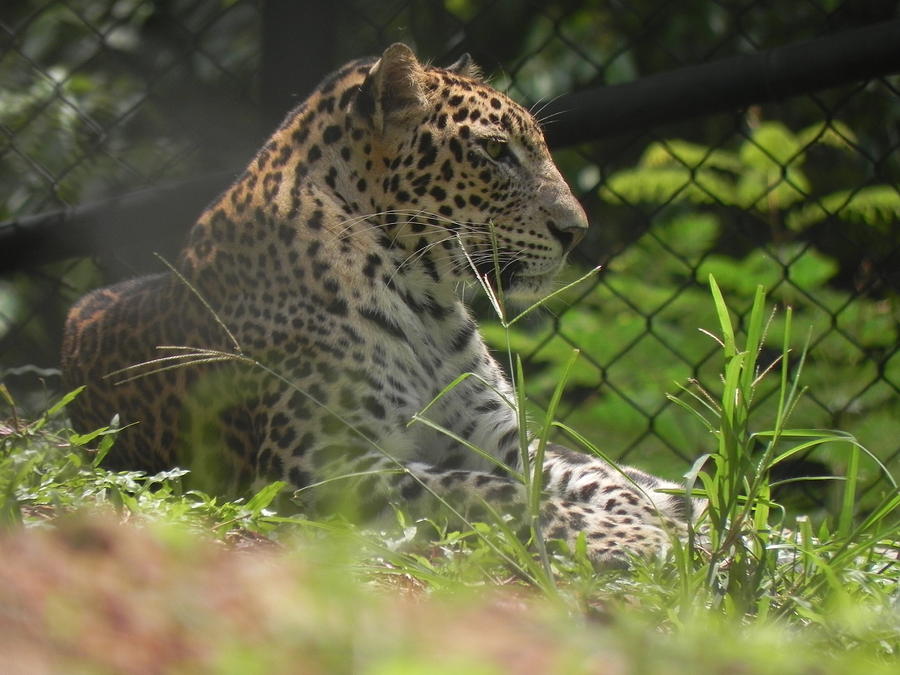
355 43 426 132
445 52 482 81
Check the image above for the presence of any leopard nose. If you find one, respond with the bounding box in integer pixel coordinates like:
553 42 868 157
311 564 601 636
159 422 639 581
547 221 583 251
547 199 589 252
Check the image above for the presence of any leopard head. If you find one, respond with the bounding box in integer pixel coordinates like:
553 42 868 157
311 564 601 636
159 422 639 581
341 44 590 299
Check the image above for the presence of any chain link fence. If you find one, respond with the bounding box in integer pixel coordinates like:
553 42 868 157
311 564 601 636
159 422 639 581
2 1 898 510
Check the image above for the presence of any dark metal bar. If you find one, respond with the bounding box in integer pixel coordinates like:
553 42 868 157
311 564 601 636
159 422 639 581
541 18 900 147
0 173 232 273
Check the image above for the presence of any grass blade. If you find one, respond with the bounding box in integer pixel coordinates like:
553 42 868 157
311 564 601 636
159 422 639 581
837 442 859 538
708 274 736 358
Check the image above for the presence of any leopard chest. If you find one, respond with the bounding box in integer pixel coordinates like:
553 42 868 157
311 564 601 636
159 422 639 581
354 309 513 469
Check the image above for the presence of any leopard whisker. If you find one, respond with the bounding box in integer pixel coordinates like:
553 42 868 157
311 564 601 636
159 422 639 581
388 231 491 282
387 237 456 281
535 106 571 127
531 93 564 121
339 207 495 235
334 211 457 245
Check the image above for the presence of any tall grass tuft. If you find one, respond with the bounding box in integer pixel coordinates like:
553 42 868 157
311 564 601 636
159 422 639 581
660 275 897 624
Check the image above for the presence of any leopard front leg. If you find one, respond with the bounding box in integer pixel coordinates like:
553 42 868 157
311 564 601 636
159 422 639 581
395 459 682 566
538 443 705 552
398 461 681 565
276 437 682 566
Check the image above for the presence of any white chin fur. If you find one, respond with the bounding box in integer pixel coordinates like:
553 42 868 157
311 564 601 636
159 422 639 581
507 259 565 299
506 271 557 300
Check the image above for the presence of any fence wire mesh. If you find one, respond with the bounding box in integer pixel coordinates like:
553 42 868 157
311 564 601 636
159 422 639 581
1 0 897 510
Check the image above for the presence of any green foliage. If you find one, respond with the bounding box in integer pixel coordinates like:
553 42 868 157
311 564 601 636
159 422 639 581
0 385 303 538
0 0 260 221
600 121 900 228
668 278 897 616
788 185 900 232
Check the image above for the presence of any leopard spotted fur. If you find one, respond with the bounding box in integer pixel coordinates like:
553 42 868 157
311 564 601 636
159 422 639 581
62 44 697 564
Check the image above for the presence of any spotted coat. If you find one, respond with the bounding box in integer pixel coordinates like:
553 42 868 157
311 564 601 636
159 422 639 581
62 44 697 564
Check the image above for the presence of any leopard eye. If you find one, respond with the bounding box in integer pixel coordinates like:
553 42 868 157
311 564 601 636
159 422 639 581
481 138 509 161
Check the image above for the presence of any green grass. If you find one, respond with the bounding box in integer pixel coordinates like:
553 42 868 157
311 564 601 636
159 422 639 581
1 277 897 674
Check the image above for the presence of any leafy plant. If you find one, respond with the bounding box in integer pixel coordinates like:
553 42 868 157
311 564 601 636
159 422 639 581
599 121 900 230
665 276 897 618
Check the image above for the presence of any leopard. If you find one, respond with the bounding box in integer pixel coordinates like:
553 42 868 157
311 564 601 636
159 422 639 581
62 44 699 565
